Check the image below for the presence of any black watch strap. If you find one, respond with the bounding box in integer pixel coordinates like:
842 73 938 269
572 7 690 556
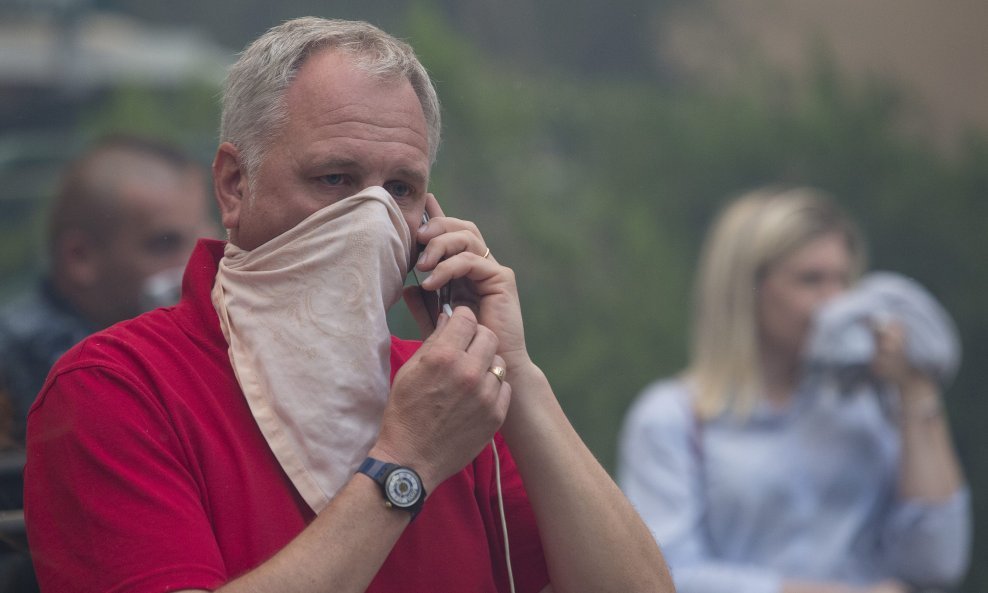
357 457 426 520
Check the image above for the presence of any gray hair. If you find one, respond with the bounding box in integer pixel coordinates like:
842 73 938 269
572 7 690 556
220 17 442 176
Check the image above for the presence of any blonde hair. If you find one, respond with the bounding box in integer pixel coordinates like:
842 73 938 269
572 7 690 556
687 186 866 420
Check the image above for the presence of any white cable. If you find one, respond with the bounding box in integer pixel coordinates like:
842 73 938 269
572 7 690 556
491 438 517 593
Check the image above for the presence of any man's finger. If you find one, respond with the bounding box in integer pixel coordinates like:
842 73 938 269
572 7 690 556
425 193 445 219
430 305 478 351
420 252 499 293
465 324 498 361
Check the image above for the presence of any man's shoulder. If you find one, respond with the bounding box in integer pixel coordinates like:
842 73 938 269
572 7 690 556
34 307 227 426
48 307 199 382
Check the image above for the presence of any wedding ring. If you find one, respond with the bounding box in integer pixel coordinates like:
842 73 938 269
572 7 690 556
488 365 506 382
482 247 492 260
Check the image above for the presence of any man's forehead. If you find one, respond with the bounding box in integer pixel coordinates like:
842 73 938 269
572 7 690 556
276 50 430 166
87 151 183 190
286 49 422 117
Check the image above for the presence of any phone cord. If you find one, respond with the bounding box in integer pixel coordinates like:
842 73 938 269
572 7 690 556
491 437 517 593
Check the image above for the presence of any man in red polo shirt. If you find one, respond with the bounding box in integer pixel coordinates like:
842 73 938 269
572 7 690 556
24 17 672 593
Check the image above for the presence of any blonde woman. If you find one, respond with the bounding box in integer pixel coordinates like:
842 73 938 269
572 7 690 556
618 187 970 593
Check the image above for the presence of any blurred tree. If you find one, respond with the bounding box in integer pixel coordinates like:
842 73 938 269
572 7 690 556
0 81 221 298
79 82 221 160
401 8 987 590
92 0 689 80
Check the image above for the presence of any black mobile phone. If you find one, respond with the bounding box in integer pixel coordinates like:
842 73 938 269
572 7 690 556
421 212 453 323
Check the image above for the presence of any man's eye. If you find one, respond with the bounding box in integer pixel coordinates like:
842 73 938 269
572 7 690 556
384 181 413 199
320 174 348 186
145 233 183 255
795 271 825 286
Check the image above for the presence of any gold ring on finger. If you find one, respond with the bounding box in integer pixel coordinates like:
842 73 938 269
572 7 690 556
488 365 506 382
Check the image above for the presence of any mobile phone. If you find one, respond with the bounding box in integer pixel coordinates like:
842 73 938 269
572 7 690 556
421 212 454 322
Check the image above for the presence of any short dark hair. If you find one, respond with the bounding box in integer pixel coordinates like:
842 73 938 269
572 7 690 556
47 134 201 251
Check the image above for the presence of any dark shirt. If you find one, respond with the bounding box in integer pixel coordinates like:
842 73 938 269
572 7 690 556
0 279 94 445
0 281 65 592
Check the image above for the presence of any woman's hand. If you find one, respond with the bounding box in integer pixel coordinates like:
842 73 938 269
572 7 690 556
870 318 932 393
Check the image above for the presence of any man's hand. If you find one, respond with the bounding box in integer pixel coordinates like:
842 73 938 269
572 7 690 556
411 197 529 369
372 306 511 492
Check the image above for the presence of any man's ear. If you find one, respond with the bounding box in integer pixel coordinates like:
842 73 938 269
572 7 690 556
57 229 100 289
212 142 248 233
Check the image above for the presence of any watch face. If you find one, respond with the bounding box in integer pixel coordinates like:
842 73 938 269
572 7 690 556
385 467 423 508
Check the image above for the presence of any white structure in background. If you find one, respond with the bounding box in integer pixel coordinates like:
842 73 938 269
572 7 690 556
0 3 231 91
0 1 234 297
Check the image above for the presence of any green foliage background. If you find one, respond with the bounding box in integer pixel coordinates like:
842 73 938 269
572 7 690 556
406 8 988 590
2 3 985 589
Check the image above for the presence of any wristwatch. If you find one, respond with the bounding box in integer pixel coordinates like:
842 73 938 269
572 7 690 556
356 457 426 520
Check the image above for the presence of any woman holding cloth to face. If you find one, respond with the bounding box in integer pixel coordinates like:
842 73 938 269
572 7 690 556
618 187 970 593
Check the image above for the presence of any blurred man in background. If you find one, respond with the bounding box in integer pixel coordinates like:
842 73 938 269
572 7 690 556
0 134 216 448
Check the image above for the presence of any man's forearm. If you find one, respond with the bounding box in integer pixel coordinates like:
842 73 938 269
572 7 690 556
175 475 410 593
499 360 674 593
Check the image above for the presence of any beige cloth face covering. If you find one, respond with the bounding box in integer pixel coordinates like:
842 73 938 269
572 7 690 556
212 186 411 512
